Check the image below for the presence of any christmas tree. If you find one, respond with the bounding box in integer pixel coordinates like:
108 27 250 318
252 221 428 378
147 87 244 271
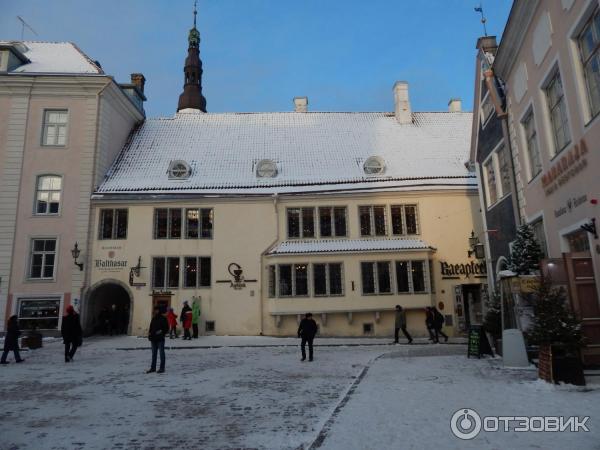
527 278 584 352
508 223 542 275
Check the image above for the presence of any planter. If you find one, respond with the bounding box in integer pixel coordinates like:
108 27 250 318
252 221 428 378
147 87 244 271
538 344 585 386
21 332 43 350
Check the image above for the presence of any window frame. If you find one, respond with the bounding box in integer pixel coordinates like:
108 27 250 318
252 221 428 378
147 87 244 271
577 8 600 121
41 109 69 147
286 207 316 239
28 237 57 280
182 256 211 289
312 262 345 297
360 261 393 295
153 208 185 240
275 263 311 297
184 208 214 239
98 208 128 240
34 174 63 216
359 205 388 237
481 141 510 209
520 108 543 181
152 256 181 289
390 204 420 235
543 69 572 157
318 206 348 238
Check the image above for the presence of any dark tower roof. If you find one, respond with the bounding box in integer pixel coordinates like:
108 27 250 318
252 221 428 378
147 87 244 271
177 1 207 112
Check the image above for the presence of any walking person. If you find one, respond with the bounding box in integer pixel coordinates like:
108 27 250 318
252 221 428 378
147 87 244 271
180 301 192 340
192 298 200 339
109 304 119 336
166 307 178 339
1 315 24 365
425 307 436 342
61 305 83 363
298 313 318 362
393 305 413 344
147 306 169 373
432 306 448 343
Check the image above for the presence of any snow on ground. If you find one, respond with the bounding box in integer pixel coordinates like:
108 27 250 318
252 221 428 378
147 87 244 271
0 336 598 450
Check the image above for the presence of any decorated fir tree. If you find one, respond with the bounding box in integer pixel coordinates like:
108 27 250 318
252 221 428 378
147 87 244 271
508 223 543 275
527 278 584 352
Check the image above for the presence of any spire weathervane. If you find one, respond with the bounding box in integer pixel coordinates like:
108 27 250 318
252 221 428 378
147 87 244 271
474 3 488 37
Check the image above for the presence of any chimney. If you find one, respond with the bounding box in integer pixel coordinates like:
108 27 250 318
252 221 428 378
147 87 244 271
131 73 146 94
393 81 411 124
448 98 462 112
294 96 308 112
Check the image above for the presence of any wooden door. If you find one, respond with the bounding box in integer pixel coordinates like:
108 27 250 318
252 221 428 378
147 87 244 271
564 252 600 365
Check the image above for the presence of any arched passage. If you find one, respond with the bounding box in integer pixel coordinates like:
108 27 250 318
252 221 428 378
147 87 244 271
84 279 133 335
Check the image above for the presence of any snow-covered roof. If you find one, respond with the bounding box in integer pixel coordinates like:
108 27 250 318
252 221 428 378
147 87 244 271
97 110 474 195
267 238 434 255
2 41 102 74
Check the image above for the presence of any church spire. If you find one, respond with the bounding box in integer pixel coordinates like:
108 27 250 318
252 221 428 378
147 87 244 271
177 0 207 112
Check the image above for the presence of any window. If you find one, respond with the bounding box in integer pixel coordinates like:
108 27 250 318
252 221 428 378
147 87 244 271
152 257 180 289
395 260 429 294
154 208 182 239
277 264 309 297
319 207 347 237
185 208 213 239
42 110 68 146
480 92 495 126
268 266 276 298
18 298 60 330
361 261 392 295
483 158 498 206
363 156 386 175
359 206 387 236
578 10 600 118
183 256 211 288
29 238 56 279
168 160 191 179
391 205 419 235
545 72 571 155
256 159 278 178
99 209 128 240
530 219 548 258
205 321 215 332
35 175 62 215
522 111 542 179
496 146 512 195
313 263 344 296
287 208 315 238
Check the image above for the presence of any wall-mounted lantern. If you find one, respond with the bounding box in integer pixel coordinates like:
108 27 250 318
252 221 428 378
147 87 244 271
467 231 486 259
71 242 84 271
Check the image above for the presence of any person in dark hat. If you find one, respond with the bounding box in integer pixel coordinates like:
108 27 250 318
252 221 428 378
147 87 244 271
394 305 412 344
61 305 83 362
297 313 318 362
1 315 24 364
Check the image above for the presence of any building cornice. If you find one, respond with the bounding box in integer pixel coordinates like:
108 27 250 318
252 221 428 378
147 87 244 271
493 0 539 79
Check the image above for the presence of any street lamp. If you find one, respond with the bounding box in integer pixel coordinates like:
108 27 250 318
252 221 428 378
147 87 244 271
71 242 83 271
467 231 485 259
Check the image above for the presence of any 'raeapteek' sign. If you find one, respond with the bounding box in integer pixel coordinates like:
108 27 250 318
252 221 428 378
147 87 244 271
441 261 487 279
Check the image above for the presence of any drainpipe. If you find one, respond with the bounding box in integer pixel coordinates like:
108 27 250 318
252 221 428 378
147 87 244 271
259 193 280 335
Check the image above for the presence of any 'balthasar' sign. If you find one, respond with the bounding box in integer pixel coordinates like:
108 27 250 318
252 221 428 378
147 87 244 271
542 138 588 196
441 261 487 279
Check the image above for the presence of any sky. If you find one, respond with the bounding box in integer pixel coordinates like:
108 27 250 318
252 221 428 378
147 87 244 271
2 0 513 117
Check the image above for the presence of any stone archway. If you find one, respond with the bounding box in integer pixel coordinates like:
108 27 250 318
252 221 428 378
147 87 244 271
83 279 134 335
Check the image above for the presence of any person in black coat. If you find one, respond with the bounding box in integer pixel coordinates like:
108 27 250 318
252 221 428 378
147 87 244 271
180 301 192 340
432 306 448 343
147 306 169 373
1 315 24 364
61 305 83 362
298 312 318 362
425 307 436 342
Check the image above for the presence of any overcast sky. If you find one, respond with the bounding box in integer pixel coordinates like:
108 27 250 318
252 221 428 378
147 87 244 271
2 0 512 117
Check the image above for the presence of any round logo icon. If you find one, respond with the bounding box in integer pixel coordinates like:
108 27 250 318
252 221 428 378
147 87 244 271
450 408 482 440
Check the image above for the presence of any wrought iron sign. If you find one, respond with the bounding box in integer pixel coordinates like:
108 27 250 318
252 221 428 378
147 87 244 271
216 263 257 290
129 256 147 287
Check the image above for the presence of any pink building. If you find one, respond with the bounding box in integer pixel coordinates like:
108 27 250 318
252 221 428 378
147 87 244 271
0 41 144 334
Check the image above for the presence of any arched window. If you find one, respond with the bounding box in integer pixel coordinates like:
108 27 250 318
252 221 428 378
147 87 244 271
35 175 62 215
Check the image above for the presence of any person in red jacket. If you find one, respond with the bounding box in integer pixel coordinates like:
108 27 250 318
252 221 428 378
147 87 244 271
180 301 193 340
166 307 178 339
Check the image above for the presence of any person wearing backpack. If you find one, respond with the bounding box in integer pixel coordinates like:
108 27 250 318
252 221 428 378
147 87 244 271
432 306 448 343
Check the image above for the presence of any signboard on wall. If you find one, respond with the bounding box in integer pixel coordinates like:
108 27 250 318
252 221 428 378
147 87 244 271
95 246 128 273
441 261 487 280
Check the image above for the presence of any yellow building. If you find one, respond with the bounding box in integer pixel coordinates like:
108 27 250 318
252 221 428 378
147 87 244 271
85 83 486 338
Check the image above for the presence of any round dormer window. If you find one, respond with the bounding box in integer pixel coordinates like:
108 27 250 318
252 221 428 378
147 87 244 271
363 156 386 175
256 159 278 178
168 160 192 180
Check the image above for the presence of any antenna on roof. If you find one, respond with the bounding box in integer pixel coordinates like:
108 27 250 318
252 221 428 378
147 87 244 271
193 0 197 28
17 16 38 41
474 3 488 37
